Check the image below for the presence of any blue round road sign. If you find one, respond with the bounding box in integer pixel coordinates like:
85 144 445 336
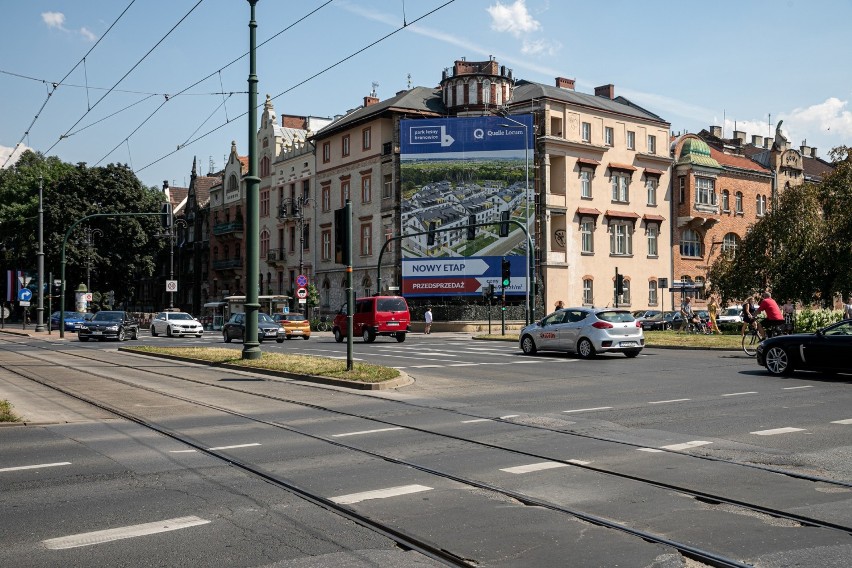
18 288 33 301
296 274 308 287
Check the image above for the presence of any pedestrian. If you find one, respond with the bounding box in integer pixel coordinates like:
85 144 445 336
844 297 852 320
678 296 697 333
554 300 564 311
707 295 721 334
424 306 433 334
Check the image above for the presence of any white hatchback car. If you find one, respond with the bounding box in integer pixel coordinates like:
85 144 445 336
519 307 644 359
150 312 204 337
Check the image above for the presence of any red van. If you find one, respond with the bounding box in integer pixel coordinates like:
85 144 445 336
333 296 411 343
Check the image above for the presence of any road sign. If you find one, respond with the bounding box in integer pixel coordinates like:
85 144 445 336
18 275 32 288
17 288 32 302
283 306 289 314
19 301 30 307
84 293 93 302
53 279 61 287
1 306 9 319
296 274 308 287
298 298 307 304
296 287 307 299
166 280 178 292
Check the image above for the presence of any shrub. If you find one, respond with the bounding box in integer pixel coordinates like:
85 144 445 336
794 308 842 332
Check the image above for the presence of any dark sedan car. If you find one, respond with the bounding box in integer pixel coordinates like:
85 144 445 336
50 311 91 331
640 311 683 331
756 319 852 376
222 312 284 343
78 311 140 342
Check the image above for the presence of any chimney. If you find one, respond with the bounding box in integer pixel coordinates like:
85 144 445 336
555 77 575 90
810 147 818 158
733 130 746 144
363 95 380 107
800 144 811 157
751 135 764 147
281 115 308 129
710 125 722 138
594 84 614 99
162 180 169 192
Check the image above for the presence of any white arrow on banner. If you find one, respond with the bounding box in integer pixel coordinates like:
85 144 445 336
402 258 489 278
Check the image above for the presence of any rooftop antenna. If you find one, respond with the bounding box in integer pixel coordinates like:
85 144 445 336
208 156 215 175
371 82 379 97
407 73 411 89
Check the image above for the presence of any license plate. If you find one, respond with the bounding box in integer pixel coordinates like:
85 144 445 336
91 331 103 335
291 330 302 334
620 341 638 347
387 322 399 326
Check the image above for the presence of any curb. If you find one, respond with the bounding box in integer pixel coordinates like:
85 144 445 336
118 348 413 390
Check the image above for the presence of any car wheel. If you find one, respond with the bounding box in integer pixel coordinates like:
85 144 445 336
624 349 642 358
664 322 671 331
117 328 126 341
79 337 89 342
362 327 375 343
196 334 202 338
765 346 792 376
131 328 139 340
576 338 596 359
334 328 343 343
395 332 406 343
276 338 284 343
223 331 231 343
520 334 537 355
166 326 173 338
303 335 311 340
285 335 292 340
151 326 158 337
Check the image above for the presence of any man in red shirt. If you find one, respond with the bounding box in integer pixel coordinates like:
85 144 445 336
756 291 785 339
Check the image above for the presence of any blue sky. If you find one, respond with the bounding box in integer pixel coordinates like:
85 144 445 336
2 0 851 189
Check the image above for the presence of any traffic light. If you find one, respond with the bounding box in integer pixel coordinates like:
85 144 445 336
427 221 436 246
501 257 511 288
161 202 172 228
467 214 476 241
498 210 509 237
615 274 625 295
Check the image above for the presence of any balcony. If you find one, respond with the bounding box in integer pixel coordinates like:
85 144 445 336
213 220 243 237
212 258 243 270
266 248 288 266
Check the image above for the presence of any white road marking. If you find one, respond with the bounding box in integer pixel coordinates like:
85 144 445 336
332 427 404 438
501 462 568 474
500 414 519 419
330 484 432 504
566 459 591 465
168 450 197 454
207 443 261 451
637 448 665 453
563 406 613 413
831 419 852 424
721 392 758 397
0 462 71 473
448 363 478 367
461 419 492 423
661 441 712 451
410 365 442 368
783 386 813 390
42 516 210 549
751 427 806 436
648 398 691 404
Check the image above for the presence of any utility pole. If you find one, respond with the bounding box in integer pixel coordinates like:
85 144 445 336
35 177 45 332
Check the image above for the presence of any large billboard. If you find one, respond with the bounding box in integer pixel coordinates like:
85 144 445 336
399 115 533 296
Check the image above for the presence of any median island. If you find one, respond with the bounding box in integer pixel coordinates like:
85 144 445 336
121 346 405 389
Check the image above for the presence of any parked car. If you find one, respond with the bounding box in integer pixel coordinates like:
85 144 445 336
640 311 682 331
273 312 311 340
222 312 284 343
50 311 91 331
717 306 743 324
519 307 644 359
150 311 204 337
632 310 662 322
77 311 140 342
333 296 410 343
756 319 852 376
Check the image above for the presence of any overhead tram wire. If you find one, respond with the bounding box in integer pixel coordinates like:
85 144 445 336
0 0 136 169
42 0 206 157
136 0 457 174
91 0 334 168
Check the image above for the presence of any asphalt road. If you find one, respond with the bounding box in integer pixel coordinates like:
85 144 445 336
1 332 851 567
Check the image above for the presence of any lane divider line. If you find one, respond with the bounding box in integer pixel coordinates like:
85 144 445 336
330 484 432 504
42 516 210 549
750 427 806 436
332 427 404 438
501 462 568 474
0 462 71 473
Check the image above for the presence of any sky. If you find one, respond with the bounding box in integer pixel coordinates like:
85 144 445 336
2 0 851 190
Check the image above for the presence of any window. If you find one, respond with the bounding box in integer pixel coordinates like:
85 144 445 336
722 232 739 254
648 280 658 305
646 224 658 257
302 179 310 200
580 170 591 198
322 142 330 163
614 278 631 304
694 276 706 300
680 228 703 257
580 219 594 253
609 221 633 255
341 180 350 207
756 194 767 216
362 127 371 151
678 177 685 204
321 230 331 260
735 191 743 213
581 122 591 142
360 223 372 256
321 185 330 212
260 156 270 177
383 174 393 199
722 190 730 212
289 226 296 253
260 189 269 217
647 134 657 154
384 224 394 253
278 271 284 295
611 173 629 202
695 177 717 206
627 131 635 150
342 134 350 157
583 279 593 305
361 175 372 203
260 230 269 258
646 177 658 206
604 126 614 146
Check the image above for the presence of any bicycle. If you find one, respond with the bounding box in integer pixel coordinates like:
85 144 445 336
742 319 789 356
313 316 332 332
684 317 710 335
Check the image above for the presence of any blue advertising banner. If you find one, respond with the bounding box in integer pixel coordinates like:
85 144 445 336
401 256 527 297
401 115 534 157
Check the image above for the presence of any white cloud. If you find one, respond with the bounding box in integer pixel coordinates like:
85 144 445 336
487 0 540 37
521 38 561 56
79 27 97 42
0 144 30 168
783 98 852 139
42 11 66 29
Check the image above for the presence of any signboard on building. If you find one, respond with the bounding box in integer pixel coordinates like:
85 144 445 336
399 115 533 296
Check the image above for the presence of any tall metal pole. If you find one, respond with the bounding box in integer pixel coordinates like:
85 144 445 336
242 0 261 359
35 177 45 332
169 225 175 309
345 200 353 371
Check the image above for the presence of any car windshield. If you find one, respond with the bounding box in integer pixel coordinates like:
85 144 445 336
284 314 306 322
724 308 740 316
258 313 275 323
376 298 407 312
93 312 122 322
169 313 194 320
597 310 635 323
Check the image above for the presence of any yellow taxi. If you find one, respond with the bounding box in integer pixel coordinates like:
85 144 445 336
274 312 311 340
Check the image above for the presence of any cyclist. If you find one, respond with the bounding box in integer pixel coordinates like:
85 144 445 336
678 296 700 333
741 295 758 337
755 291 785 339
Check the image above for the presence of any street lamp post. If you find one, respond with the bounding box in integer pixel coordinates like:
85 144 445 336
279 195 315 279
168 219 187 309
84 227 103 294
499 115 534 324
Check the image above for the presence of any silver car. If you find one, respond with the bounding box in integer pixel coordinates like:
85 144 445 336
150 311 204 337
519 308 644 359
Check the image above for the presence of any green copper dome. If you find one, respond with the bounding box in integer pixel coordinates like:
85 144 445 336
677 137 721 168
